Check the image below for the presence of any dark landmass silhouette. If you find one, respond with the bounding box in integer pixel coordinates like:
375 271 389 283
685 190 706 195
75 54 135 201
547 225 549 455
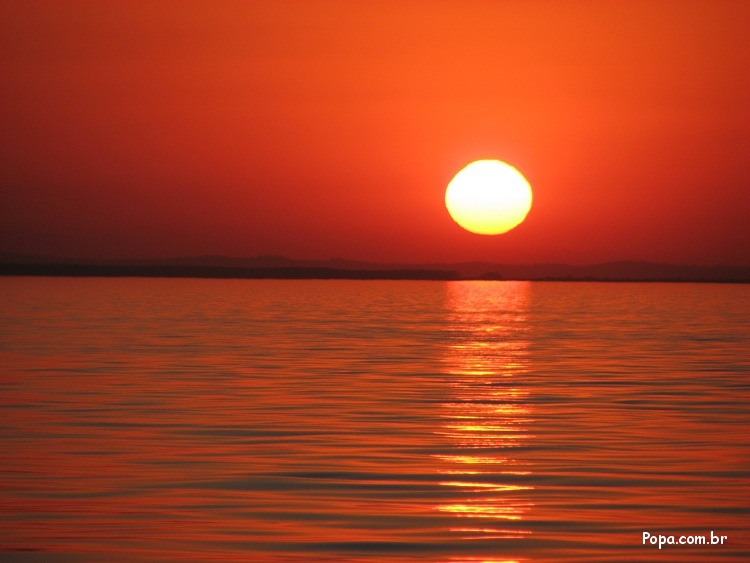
1 254 748 282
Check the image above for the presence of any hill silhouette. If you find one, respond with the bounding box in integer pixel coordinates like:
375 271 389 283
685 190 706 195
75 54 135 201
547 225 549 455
1 254 748 282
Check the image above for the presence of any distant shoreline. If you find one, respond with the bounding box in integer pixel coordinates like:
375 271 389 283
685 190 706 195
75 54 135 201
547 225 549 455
0 263 460 281
1 262 748 283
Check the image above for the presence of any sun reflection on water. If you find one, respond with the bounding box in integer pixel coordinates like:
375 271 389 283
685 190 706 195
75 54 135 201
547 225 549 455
436 281 534 540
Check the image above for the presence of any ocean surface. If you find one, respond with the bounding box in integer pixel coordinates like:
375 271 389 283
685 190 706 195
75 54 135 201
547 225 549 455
1 277 748 561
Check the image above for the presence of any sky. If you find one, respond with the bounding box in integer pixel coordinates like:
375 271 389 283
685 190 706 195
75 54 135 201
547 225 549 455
1 0 748 266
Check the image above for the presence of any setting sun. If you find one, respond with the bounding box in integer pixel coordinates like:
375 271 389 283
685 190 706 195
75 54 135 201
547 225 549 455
445 160 533 235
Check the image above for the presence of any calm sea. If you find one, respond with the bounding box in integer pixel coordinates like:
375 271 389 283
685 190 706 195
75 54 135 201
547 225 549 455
1 278 748 561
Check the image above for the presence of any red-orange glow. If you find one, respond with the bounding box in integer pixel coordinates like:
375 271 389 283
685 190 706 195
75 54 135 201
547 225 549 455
0 2 748 265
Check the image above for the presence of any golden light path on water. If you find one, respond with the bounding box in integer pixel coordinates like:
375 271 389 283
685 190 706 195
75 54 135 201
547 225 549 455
436 281 535 547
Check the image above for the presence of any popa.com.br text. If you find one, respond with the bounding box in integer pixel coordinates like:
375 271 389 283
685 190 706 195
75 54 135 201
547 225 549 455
643 531 728 549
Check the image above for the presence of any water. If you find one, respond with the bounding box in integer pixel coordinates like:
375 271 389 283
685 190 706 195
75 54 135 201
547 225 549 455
1 277 748 561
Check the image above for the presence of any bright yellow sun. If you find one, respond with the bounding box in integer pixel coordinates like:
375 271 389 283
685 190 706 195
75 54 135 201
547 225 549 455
445 160 532 235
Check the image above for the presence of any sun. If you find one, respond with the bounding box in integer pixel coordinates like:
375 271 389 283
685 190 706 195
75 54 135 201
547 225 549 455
445 160 532 235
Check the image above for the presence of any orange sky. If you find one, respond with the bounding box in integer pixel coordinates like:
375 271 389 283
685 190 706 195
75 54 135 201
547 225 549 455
1 0 748 265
